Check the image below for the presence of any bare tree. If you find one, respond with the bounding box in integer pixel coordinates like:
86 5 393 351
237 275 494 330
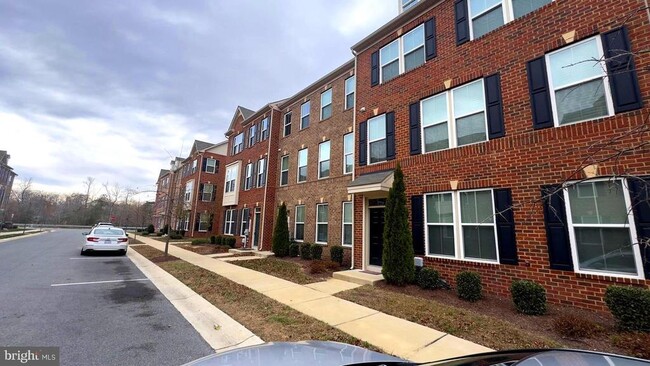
82 176 95 209
102 182 122 222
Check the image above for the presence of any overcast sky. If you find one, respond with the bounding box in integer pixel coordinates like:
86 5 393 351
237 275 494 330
0 0 395 200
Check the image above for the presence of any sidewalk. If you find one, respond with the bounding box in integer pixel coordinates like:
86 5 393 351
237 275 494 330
0 229 39 237
137 237 492 362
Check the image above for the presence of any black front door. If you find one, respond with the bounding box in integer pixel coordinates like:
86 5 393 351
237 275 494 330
253 209 261 249
369 207 385 266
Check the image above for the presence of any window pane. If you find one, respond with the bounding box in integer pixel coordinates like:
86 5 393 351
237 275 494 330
368 116 386 141
299 167 307 181
453 80 484 117
555 78 608 125
549 39 602 89
463 226 497 260
296 206 305 222
404 47 425 73
380 40 399 65
295 224 304 240
343 203 352 222
575 227 636 274
343 225 353 245
512 0 551 18
346 94 354 109
426 193 453 223
319 161 330 178
281 156 289 170
403 25 424 53
422 94 447 127
460 190 494 224
345 76 356 94
298 150 308 165
568 181 628 224
317 205 329 222
382 61 399 82
319 142 330 160
456 112 487 146
344 133 353 154
321 89 332 105
301 102 310 116
322 105 331 119
470 0 501 16
472 5 504 38
281 171 288 185
369 140 387 163
345 155 354 174
428 226 455 256
301 115 310 129
424 123 449 152
317 224 328 242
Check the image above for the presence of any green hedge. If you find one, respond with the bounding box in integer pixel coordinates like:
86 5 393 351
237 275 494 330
300 243 312 260
417 267 440 290
191 238 210 245
310 244 323 260
330 246 344 265
456 271 482 302
289 243 300 257
511 280 547 315
223 237 236 248
169 234 183 240
605 285 650 331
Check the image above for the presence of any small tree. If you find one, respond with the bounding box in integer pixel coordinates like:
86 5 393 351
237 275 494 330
272 203 290 257
382 164 415 286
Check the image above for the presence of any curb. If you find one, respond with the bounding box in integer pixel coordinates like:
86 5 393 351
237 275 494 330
0 230 50 244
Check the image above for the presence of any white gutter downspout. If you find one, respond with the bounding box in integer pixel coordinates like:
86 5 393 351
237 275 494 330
350 50 358 270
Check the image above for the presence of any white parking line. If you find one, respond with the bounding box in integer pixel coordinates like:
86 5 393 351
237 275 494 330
51 278 150 287
68 257 128 260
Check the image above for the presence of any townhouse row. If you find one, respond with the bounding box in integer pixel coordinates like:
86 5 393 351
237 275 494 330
154 0 650 311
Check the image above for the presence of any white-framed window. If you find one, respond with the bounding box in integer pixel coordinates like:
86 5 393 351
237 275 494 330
280 155 289 186
183 213 190 231
294 205 305 241
284 112 292 137
256 158 266 187
224 209 236 235
297 148 308 183
564 179 642 278
321 89 332 120
343 133 354 174
261 117 269 140
345 76 356 110
225 165 238 193
469 0 552 40
546 36 613 126
191 159 198 174
425 189 499 263
316 204 329 244
318 141 330 179
421 79 487 153
244 163 253 191
401 0 420 12
301 101 310 129
380 24 424 83
199 212 210 232
232 133 244 155
368 114 387 164
202 184 214 202
342 201 353 246
240 208 250 236
206 158 217 173
248 124 257 147
184 180 194 202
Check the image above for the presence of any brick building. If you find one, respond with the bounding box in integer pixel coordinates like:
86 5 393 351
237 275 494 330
348 0 650 311
0 151 17 223
222 105 281 249
152 168 171 231
275 60 356 261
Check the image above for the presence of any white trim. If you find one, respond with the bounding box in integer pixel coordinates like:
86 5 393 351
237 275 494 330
244 163 253 191
224 209 236 236
256 158 266 187
300 101 310 130
232 133 244 155
248 124 257 147
318 140 331 179
320 88 332 120
468 0 553 40
206 158 217 174
240 207 249 236
379 24 425 83
367 114 387 165
198 212 210 232
201 184 214 202
343 132 354 175
342 201 353 247
279 155 289 186
315 203 329 244
294 204 305 242
297 148 308 183
344 76 356 110
283 112 292 137
380 38 400 83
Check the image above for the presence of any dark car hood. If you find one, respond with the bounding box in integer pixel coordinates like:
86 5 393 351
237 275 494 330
183 341 407 366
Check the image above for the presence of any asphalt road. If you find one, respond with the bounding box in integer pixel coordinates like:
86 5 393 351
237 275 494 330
0 229 214 366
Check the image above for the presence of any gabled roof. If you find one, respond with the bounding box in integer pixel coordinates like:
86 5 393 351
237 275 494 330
225 101 286 137
158 169 170 179
225 106 256 136
190 140 215 155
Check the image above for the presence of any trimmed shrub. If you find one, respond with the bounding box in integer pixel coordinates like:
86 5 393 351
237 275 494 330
605 285 650 331
289 243 300 257
330 246 344 265
180 229 186 237
214 236 223 245
456 271 482 302
162 224 169 235
511 280 547 315
210 235 216 244
155 232 163 237
224 237 236 248
169 234 183 240
191 238 210 245
417 267 440 290
310 244 323 260
552 314 602 339
272 203 291 257
300 243 312 260
146 224 155 234
381 164 415 286
140 232 149 236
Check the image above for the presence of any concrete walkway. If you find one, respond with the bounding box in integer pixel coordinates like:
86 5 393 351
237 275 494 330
0 229 39 237
137 236 492 362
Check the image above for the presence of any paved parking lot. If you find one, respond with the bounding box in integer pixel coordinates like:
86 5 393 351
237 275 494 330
0 229 213 366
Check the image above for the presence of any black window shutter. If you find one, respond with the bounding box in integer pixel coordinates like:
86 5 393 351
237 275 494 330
286 114 292 135
484 74 505 139
424 17 437 60
208 214 214 232
199 183 204 197
194 216 200 231
541 185 573 270
202 158 207 171
386 112 396 160
628 176 650 278
602 26 643 113
256 123 261 142
454 0 469 45
411 195 425 255
212 185 217 201
222 210 228 234
493 188 517 265
233 209 239 235
409 102 421 155
526 57 554 130
371 51 379 86
358 121 367 166
251 163 257 188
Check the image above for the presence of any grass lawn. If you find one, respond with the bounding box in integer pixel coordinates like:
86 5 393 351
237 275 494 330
231 257 342 284
0 232 30 240
131 245 379 350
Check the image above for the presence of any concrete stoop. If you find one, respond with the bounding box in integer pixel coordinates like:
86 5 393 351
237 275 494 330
333 270 384 286
228 248 274 258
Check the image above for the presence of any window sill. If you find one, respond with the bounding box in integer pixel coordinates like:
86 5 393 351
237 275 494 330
574 269 644 282
320 116 332 123
315 241 328 245
424 254 500 266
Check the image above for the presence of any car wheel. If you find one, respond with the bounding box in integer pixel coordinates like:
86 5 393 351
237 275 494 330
80 249 86 256
120 249 127 256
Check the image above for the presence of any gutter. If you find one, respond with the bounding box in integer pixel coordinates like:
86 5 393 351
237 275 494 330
350 50 358 270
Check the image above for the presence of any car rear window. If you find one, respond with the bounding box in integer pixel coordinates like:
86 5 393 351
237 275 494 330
92 228 125 236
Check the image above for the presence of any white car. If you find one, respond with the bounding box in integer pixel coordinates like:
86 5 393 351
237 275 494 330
81 227 128 255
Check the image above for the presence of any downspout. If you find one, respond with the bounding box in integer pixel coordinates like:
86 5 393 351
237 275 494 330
351 50 358 270
261 107 276 251
645 0 650 24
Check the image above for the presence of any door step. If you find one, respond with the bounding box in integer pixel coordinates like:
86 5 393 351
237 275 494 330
332 270 384 286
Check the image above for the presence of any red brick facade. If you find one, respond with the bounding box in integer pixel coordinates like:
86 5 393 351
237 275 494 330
352 0 650 311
